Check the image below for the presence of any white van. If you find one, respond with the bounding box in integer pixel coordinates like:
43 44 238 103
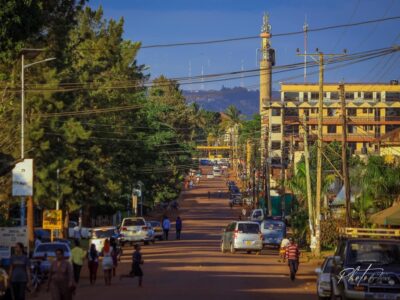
213 167 222 177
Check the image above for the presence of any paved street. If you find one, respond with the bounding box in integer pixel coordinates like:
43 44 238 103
40 169 317 300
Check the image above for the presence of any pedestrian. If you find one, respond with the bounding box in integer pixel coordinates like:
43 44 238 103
71 239 86 284
9 242 30 300
110 237 118 277
175 216 182 240
120 244 144 287
101 239 113 285
0 260 10 299
207 191 211 199
162 216 171 240
196 177 200 185
189 180 193 189
242 208 247 217
285 238 300 281
73 226 81 241
229 200 233 209
87 244 99 285
47 248 75 300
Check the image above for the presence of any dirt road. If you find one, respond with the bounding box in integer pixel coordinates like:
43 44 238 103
40 168 317 300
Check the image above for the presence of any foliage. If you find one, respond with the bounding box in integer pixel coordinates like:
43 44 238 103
320 217 346 250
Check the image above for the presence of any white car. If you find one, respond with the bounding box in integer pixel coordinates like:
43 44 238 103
89 226 118 252
119 217 153 246
315 256 334 300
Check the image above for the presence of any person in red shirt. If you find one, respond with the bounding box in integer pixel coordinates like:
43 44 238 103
285 238 300 281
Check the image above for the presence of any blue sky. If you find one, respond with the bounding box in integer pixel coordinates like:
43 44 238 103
89 0 400 90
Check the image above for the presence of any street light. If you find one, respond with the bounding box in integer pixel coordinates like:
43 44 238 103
21 49 55 159
137 181 144 217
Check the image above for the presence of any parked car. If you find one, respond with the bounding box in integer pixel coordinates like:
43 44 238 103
149 221 163 240
67 221 91 239
32 242 71 272
212 167 222 177
89 226 118 252
260 219 286 248
206 174 214 179
145 222 156 244
330 228 400 300
221 221 263 254
119 217 153 246
315 256 334 300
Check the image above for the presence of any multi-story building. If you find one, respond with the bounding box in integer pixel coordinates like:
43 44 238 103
261 82 400 165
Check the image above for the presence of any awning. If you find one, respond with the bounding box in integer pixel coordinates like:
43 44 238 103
370 203 400 226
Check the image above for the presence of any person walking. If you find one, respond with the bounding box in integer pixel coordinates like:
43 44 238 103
175 216 182 240
101 239 113 285
207 191 211 199
285 238 300 281
119 244 144 287
87 244 99 285
110 237 118 277
9 242 30 300
71 240 86 284
162 216 171 241
47 248 74 300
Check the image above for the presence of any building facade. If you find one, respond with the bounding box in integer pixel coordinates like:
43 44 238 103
262 82 400 165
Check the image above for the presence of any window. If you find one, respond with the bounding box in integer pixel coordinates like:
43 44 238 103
311 108 318 114
238 223 260 234
327 108 337 116
347 108 357 116
362 108 373 114
285 108 299 117
286 125 299 134
271 141 281 150
271 108 281 116
364 92 373 100
327 125 337 134
310 125 317 130
376 92 381 100
303 92 309 102
284 92 300 101
386 108 400 116
310 92 319 100
271 124 281 133
345 92 354 100
330 92 339 100
347 125 356 134
363 125 373 131
303 109 309 116
386 92 400 102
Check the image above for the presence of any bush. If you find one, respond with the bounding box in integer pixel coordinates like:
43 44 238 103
320 217 346 250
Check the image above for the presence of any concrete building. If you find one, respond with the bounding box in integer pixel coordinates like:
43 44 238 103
262 82 400 167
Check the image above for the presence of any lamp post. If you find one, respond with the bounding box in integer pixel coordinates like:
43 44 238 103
137 181 144 217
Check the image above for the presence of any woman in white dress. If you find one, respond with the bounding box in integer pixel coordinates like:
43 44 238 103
101 239 113 285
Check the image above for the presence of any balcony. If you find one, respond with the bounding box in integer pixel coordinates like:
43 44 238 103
281 116 400 125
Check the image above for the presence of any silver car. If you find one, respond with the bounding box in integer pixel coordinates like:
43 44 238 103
221 221 263 254
315 256 333 300
119 217 153 246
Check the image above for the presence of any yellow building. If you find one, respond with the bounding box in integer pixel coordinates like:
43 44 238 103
261 82 400 162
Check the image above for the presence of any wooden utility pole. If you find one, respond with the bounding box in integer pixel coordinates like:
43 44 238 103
303 114 314 237
280 104 286 219
339 83 351 226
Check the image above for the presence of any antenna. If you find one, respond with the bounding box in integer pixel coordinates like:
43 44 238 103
189 60 192 92
303 15 308 83
241 59 244 88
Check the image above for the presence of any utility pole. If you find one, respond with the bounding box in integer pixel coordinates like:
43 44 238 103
303 114 315 238
280 104 286 219
297 50 345 257
263 127 271 214
339 83 351 226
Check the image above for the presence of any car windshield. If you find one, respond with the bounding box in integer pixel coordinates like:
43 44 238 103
263 221 284 230
36 244 68 253
347 241 400 265
92 229 115 238
123 219 145 226
238 223 260 234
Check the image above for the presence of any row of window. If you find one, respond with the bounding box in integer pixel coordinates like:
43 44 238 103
269 108 400 117
283 91 400 102
269 124 382 134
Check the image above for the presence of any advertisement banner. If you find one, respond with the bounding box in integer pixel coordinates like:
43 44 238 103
12 159 33 196
0 227 28 258
43 210 63 230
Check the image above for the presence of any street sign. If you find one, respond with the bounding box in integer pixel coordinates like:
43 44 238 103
0 227 28 258
12 159 33 196
43 210 63 230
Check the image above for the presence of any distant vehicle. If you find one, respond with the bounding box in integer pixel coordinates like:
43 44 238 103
331 228 400 300
230 193 243 206
119 217 153 246
221 221 263 254
230 186 240 194
32 242 71 272
149 221 163 240
67 221 91 239
212 167 222 177
89 226 118 252
145 222 156 244
206 174 214 179
260 219 286 248
315 256 333 300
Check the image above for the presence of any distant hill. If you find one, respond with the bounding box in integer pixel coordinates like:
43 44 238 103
183 87 280 117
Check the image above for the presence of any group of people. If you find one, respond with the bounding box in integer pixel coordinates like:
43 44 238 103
162 215 183 240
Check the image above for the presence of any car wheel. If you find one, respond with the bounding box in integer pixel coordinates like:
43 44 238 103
221 242 226 253
230 243 236 254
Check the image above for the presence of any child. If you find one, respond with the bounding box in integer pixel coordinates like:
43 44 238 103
120 244 144 287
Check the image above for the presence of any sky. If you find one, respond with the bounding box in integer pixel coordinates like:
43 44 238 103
89 0 400 91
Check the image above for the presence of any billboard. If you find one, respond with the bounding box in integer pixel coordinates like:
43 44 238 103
12 159 33 196
0 227 28 258
43 210 63 230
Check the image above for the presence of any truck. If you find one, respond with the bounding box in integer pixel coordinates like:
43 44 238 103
330 227 400 300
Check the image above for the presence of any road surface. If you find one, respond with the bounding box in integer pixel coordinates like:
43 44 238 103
40 168 318 300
